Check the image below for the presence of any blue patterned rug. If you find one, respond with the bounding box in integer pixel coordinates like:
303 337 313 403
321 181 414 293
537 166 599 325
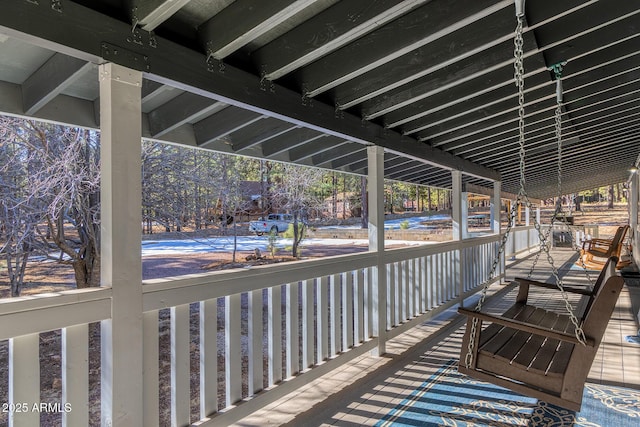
376 359 640 426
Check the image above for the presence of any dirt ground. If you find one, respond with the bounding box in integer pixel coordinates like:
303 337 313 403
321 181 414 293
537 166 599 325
0 205 631 425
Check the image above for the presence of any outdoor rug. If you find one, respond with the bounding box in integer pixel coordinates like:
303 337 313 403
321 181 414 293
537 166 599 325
376 359 640 426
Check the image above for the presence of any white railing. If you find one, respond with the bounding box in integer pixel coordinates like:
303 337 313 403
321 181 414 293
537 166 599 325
0 288 111 426
0 228 542 427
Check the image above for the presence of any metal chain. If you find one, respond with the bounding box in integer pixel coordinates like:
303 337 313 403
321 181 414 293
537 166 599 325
526 77 594 285
526 90 563 279
465 15 525 368
465 15 586 369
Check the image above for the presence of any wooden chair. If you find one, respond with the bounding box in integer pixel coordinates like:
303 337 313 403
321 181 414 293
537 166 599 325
579 225 629 270
458 257 624 411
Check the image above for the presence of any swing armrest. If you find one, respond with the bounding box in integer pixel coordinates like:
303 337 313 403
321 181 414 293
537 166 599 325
513 277 592 304
458 307 595 347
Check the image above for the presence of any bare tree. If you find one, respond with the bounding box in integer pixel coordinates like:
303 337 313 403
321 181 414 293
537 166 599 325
0 121 41 295
0 119 101 290
27 124 101 288
272 165 325 258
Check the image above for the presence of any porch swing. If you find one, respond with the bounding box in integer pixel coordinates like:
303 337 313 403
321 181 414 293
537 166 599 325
457 1 625 412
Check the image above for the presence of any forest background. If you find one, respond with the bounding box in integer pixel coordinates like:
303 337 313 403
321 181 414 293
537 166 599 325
0 117 631 297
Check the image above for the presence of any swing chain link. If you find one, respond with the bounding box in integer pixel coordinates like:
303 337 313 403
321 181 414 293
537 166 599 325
465 15 526 368
465 14 586 369
526 77 594 285
526 86 563 279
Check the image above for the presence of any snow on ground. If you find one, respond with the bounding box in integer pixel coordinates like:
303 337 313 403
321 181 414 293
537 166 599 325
321 214 451 230
141 236 427 257
141 215 447 256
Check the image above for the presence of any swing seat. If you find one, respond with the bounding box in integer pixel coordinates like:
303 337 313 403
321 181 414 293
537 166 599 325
579 225 629 270
458 257 624 411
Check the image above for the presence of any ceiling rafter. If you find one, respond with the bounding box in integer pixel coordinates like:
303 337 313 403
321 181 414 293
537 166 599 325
311 143 361 167
255 0 429 81
230 118 298 152
327 150 367 169
334 8 515 111
199 0 317 60
389 9 640 134
194 107 265 147
297 0 512 98
433 71 640 154
262 128 325 157
483 109 640 166
129 0 192 31
460 87 640 162
147 92 227 138
22 53 94 115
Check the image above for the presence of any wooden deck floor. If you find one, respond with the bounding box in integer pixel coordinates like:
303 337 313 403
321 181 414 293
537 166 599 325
234 249 640 426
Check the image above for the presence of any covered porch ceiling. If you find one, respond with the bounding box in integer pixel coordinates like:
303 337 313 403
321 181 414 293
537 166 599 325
0 0 638 199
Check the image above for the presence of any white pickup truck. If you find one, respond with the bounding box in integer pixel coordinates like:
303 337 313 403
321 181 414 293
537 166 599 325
249 213 293 235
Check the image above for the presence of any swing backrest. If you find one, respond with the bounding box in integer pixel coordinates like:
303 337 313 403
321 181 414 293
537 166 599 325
611 225 629 257
580 256 619 322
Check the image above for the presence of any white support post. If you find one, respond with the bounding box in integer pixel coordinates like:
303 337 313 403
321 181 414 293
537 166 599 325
630 172 639 266
491 181 501 234
461 192 469 239
525 204 531 249
451 171 463 241
368 145 386 356
451 171 464 303
99 63 143 427
631 172 640 330
509 198 517 259
536 206 541 247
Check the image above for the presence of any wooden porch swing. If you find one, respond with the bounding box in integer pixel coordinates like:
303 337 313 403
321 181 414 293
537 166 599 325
457 1 625 411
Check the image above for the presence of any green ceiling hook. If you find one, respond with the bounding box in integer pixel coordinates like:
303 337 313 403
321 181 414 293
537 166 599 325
549 61 567 102
548 61 567 81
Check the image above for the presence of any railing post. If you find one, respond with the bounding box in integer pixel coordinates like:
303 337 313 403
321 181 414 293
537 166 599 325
491 181 503 278
368 146 386 356
452 171 464 303
99 62 143 427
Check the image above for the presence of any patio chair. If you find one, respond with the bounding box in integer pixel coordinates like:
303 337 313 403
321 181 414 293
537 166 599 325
579 225 629 270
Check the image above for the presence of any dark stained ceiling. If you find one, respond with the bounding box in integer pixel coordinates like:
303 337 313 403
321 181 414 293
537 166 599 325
0 0 638 199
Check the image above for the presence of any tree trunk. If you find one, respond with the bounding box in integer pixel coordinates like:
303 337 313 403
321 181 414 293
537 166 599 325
361 175 368 229
332 173 337 219
232 219 237 263
7 251 29 297
342 175 347 219
608 185 614 209
292 211 303 258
